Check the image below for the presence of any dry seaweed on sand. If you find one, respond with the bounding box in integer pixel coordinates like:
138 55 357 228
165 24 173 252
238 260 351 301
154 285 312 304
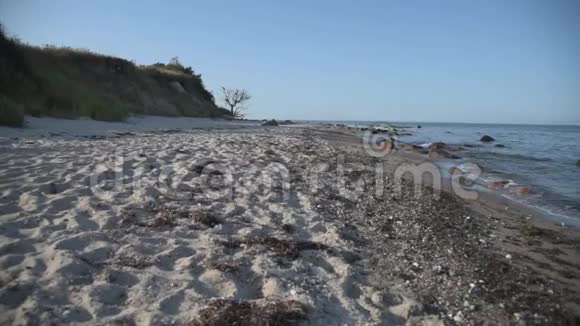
220 237 328 260
115 255 154 269
188 298 306 326
191 210 222 228
121 207 221 228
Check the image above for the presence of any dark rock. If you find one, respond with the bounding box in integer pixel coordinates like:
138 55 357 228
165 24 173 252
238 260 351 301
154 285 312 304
262 119 279 127
428 142 448 150
400 143 423 151
428 149 460 160
448 167 463 175
480 135 495 142
576 160 580 167
417 125 422 128
509 186 530 195
494 144 505 148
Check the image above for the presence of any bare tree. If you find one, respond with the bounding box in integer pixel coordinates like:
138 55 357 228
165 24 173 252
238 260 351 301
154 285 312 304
222 87 251 118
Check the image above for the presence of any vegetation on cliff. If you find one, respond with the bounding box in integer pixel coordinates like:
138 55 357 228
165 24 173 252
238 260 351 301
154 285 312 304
0 25 229 126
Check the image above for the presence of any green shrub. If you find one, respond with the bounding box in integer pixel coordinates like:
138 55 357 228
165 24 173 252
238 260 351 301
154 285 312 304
0 95 25 127
82 96 128 121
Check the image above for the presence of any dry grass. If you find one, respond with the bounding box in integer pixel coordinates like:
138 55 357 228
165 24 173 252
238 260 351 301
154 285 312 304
0 25 225 121
188 299 306 326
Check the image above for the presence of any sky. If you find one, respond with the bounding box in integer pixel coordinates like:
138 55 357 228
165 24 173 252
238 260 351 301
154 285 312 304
1 0 579 124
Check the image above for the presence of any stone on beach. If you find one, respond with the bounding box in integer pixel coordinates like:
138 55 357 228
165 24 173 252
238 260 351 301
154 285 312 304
428 142 448 150
480 135 495 142
400 143 423 151
428 149 460 160
448 166 463 175
509 185 530 195
261 119 279 127
486 179 510 190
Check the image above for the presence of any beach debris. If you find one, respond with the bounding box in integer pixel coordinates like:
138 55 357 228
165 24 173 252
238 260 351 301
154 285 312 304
480 135 495 142
220 237 328 260
191 210 222 228
188 298 306 326
281 224 295 233
206 260 239 273
116 255 155 269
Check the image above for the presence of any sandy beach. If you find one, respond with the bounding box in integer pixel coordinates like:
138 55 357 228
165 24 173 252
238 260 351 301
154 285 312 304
0 120 579 325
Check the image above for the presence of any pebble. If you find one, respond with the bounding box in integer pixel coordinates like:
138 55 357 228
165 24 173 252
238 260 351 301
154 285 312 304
371 292 383 305
505 254 512 260
453 311 464 322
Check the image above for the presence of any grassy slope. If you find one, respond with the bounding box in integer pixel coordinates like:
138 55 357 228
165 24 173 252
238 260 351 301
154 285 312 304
0 27 229 126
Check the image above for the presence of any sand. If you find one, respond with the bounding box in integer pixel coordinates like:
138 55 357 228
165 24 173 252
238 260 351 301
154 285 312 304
0 121 428 325
0 116 262 139
1 119 578 325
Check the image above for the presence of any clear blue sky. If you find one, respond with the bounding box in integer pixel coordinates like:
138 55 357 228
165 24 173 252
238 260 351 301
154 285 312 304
1 0 579 124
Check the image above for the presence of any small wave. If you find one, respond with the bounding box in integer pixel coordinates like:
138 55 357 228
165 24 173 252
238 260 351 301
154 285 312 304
470 151 552 162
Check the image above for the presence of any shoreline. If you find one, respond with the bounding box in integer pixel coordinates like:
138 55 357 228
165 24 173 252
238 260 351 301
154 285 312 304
0 120 579 324
331 122 580 228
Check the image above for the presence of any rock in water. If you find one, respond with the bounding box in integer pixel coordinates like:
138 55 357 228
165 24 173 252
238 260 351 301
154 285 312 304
448 166 463 175
428 149 460 160
510 186 530 195
576 160 580 167
262 119 279 127
428 142 448 150
480 135 495 142
417 125 422 128
494 144 505 148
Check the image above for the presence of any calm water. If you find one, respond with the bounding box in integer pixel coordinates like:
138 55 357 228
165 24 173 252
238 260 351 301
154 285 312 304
323 121 580 223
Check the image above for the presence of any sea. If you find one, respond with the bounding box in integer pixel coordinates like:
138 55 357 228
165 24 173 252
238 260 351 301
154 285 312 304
317 121 580 225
